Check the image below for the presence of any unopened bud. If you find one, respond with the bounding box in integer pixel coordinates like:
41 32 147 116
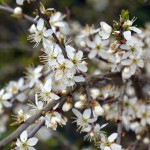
136 135 141 140
62 102 72 112
91 101 104 116
75 101 85 109
143 137 149 144
62 90 67 94
14 7 22 15
79 95 86 101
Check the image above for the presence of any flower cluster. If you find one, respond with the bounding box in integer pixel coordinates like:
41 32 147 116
0 1 150 150
98 10 144 79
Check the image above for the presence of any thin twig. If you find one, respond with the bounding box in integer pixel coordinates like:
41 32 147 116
28 120 45 138
100 99 118 106
0 5 35 23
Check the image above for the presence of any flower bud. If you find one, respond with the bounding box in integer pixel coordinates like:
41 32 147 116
75 101 85 109
14 7 22 15
91 101 104 116
143 137 149 144
62 102 72 112
136 135 141 140
79 95 86 101
93 104 104 116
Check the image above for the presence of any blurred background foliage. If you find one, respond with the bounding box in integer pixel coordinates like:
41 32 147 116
0 0 150 149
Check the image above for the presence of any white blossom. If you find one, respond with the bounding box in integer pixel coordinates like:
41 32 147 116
25 65 43 88
39 79 60 102
99 22 112 39
0 89 12 108
45 111 67 130
87 35 108 59
84 123 107 142
100 133 122 150
15 130 38 150
28 18 53 47
66 45 87 72
72 108 97 132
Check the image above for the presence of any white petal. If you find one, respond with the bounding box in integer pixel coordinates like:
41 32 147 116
100 22 112 34
77 63 87 72
0 89 4 96
88 50 97 59
54 22 66 28
137 59 144 68
18 78 24 88
27 137 38 146
130 64 137 75
28 147 36 150
20 130 28 142
37 18 44 31
57 54 65 64
110 143 122 150
83 109 91 119
2 93 12 100
16 0 24 5
37 101 44 110
54 111 61 119
35 66 43 73
3 101 12 108
50 93 60 100
16 139 21 146
76 51 83 60
99 50 108 59
123 31 131 41
73 76 85 82
66 45 75 59
120 44 129 50
88 117 97 123
99 31 110 40
65 59 74 68
121 59 132 66
29 24 36 33
43 29 53 37
44 79 52 92
130 27 142 34
65 69 75 78
72 108 82 118
99 22 112 39
95 34 101 44
104 146 111 150
100 123 108 129
83 125 92 132
108 133 118 142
